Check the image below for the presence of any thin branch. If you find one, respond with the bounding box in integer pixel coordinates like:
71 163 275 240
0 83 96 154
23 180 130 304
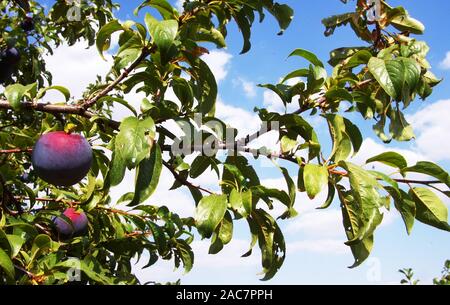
16 196 79 206
0 100 120 130
394 179 442 185
0 148 33 154
80 46 153 110
162 159 214 195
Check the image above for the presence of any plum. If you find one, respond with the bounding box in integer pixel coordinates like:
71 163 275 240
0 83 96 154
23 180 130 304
53 207 88 238
0 47 20 83
32 131 92 186
20 16 34 32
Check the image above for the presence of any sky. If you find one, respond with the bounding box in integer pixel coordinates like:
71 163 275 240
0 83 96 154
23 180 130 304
33 0 450 284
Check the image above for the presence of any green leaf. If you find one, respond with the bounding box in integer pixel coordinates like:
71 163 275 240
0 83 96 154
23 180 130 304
288 48 324 67
258 83 291 106
339 162 384 244
366 151 408 170
195 194 228 238
0 248 14 280
368 57 397 98
348 235 373 269
96 20 124 60
280 114 320 160
403 161 450 188
209 212 233 254
6 234 25 258
317 182 336 210
195 59 218 115
368 57 421 102
230 189 252 218
172 77 194 109
98 96 138 116
251 185 291 212
325 88 354 102
390 14 425 35
266 3 294 35
251 209 285 281
233 9 252 54
385 187 416 235
135 0 179 19
343 117 363 156
110 117 156 186
4 84 27 110
146 14 178 54
195 27 226 49
281 68 309 83
129 144 162 206
337 186 375 268
280 135 297 153
36 86 71 101
325 114 353 162
389 108 415 141
303 164 328 199
409 187 450 232
321 12 354 37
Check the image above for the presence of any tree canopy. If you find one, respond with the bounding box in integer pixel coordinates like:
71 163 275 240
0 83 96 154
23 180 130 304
0 0 448 284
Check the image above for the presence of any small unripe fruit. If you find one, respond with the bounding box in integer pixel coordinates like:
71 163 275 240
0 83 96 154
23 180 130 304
32 131 93 186
53 208 88 238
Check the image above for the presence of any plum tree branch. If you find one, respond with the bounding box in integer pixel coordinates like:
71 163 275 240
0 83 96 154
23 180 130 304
80 46 153 110
0 148 33 154
162 159 215 195
0 100 121 130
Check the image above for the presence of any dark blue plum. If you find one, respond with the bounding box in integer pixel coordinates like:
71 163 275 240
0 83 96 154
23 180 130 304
32 131 92 186
53 208 88 238
21 17 34 32
0 47 20 84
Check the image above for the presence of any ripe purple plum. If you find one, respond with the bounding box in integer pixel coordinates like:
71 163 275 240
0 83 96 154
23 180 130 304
53 208 88 238
32 131 92 186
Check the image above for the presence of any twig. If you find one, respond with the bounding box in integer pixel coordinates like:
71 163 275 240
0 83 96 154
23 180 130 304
162 160 214 194
80 46 153 110
0 100 120 130
0 148 33 154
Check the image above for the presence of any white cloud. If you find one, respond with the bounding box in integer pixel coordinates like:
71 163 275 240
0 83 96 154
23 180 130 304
286 209 343 237
109 167 196 218
234 77 257 98
439 51 450 70
288 239 347 255
215 98 261 138
407 99 450 161
42 42 112 102
202 50 233 83
190 239 259 268
351 138 428 168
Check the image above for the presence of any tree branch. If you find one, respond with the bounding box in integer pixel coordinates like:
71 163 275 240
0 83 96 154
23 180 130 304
162 159 214 195
0 100 120 130
80 46 153 110
0 148 33 154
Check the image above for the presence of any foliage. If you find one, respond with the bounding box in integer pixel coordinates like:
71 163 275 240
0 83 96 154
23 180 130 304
0 0 449 284
399 260 450 285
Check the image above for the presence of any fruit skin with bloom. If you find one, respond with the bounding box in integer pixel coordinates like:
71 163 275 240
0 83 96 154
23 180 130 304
32 131 93 186
53 208 89 238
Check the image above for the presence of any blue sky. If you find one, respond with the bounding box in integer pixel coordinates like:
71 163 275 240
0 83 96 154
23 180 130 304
37 0 450 284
